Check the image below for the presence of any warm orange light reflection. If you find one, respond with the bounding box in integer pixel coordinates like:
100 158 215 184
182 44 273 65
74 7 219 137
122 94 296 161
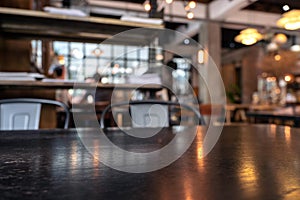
93 140 100 168
197 147 203 160
182 173 193 200
238 133 258 195
92 141 100 176
196 127 205 173
70 142 79 173
284 126 291 147
238 159 258 194
271 126 297 198
269 124 277 140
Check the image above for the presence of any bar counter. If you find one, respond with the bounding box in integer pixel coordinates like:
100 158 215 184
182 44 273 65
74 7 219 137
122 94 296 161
1 125 300 199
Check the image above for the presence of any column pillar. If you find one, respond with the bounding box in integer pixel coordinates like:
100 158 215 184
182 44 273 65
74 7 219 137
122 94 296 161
198 22 225 104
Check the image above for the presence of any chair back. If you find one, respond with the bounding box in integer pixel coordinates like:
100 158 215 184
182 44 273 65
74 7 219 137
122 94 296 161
100 100 205 128
0 98 70 130
130 104 169 127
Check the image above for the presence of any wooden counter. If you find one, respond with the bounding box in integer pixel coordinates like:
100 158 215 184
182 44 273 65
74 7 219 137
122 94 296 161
0 7 163 43
0 80 164 91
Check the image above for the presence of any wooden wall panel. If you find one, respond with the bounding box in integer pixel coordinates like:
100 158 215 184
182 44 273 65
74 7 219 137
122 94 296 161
0 0 32 9
0 39 31 72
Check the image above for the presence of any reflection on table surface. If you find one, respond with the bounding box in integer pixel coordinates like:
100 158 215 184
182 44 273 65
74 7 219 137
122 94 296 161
1 124 300 199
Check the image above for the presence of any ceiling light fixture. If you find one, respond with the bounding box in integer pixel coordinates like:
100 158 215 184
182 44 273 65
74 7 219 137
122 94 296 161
187 1 196 9
92 47 103 57
290 44 300 52
198 49 204 64
186 11 194 19
144 1 151 11
282 5 290 12
277 9 300 30
274 53 281 61
234 28 263 45
272 33 287 45
147 0 196 19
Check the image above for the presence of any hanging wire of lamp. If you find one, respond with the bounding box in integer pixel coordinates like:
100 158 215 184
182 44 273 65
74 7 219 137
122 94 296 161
234 28 263 46
277 9 300 30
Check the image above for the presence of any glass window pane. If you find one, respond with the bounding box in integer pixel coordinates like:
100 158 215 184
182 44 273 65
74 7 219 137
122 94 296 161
85 65 97 78
86 43 98 57
99 44 111 58
70 42 84 59
113 45 125 59
85 58 97 76
85 58 97 68
53 41 69 55
98 59 112 75
127 61 139 68
31 40 42 69
127 46 138 59
140 46 149 60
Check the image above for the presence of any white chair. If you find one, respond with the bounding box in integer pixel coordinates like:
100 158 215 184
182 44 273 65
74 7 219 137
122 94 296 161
130 103 169 127
0 98 70 130
100 100 205 128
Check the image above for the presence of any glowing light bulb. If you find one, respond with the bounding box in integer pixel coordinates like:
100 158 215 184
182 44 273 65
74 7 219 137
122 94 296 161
144 2 151 11
188 1 196 9
187 11 194 19
284 75 292 82
166 0 173 4
274 54 281 61
283 5 290 11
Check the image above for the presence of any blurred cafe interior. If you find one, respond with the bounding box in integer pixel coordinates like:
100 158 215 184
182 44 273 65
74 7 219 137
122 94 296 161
2 0 300 127
2 0 300 199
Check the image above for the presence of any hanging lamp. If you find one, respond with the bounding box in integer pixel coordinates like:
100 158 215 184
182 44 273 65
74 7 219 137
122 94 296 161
277 9 300 30
234 28 263 46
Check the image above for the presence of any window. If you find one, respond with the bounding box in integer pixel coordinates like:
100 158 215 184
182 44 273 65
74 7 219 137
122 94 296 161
32 40 155 82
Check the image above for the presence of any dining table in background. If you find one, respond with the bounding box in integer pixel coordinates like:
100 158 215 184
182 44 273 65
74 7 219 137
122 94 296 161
246 107 300 127
1 124 300 199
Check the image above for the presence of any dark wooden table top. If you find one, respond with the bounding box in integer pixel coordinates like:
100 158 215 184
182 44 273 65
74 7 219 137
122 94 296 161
1 125 300 200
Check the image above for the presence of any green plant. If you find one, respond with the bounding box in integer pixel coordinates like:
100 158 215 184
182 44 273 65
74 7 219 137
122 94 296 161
226 84 241 103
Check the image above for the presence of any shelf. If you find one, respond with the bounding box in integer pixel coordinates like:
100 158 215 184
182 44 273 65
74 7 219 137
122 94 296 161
0 7 164 44
0 80 163 91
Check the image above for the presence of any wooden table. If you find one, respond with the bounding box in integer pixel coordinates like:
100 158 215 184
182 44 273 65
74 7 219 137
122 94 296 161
1 125 300 199
225 104 250 123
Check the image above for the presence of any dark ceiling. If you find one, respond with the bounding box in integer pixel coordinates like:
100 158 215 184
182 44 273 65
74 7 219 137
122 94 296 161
110 0 300 14
245 0 300 14
109 0 300 13
108 0 214 4
91 0 300 50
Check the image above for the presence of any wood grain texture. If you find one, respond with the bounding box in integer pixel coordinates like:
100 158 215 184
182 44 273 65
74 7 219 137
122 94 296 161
0 125 300 199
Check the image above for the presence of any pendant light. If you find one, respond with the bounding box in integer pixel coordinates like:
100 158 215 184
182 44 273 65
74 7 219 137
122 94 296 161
234 28 263 46
277 9 300 30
